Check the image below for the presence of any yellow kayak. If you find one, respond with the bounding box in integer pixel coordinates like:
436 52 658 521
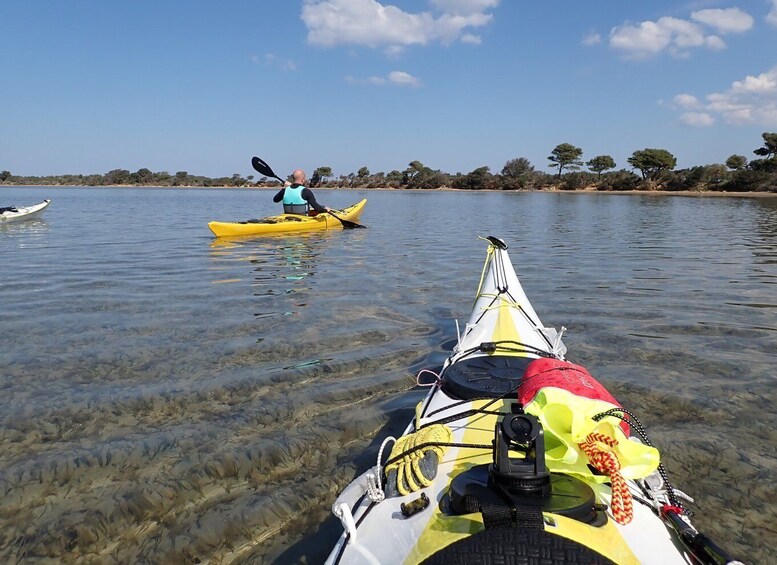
208 199 367 237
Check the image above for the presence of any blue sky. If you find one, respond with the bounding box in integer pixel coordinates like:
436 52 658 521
1 0 776 179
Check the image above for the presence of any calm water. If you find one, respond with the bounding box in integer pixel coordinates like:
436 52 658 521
1 186 775 564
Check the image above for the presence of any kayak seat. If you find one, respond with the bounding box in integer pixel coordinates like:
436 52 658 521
241 216 306 225
441 355 535 399
421 526 616 565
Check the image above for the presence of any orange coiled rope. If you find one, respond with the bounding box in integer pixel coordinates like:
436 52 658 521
578 432 634 525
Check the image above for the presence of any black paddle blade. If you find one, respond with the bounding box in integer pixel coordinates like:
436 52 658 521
251 156 283 181
329 211 366 229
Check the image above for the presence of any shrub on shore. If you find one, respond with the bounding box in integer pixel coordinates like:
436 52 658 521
3 133 776 193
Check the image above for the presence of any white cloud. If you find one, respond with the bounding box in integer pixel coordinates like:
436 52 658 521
673 94 701 109
673 66 777 126
767 0 777 26
430 0 499 15
460 33 482 44
582 32 602 46
384 45 405 57
609 8 753 59
301 0 497 51
691 8 753 34
346 70 422 87
704 35 726 50
610 17 699 58
679 112 715 126
253 54 297 71
661 17 708 48
387 70 421 86
732 71 777 95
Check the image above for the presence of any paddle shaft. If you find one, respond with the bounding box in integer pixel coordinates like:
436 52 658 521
660 505 740 565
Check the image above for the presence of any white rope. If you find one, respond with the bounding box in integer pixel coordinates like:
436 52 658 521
373 436 396 498
365 471 384 503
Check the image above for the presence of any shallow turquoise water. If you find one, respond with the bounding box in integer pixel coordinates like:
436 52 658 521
1 186 775 563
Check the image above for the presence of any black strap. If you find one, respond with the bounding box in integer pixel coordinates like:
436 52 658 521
467 484 544 530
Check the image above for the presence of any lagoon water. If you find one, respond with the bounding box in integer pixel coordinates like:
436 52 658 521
1 186 775 563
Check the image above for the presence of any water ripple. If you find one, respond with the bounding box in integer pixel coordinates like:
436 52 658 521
0 188 775 562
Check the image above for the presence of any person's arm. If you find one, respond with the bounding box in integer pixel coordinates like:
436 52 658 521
301 188 330 213
273 187 286 203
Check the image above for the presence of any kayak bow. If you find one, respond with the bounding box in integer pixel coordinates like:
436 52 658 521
326 236 741 565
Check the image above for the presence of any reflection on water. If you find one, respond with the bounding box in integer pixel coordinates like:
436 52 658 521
0 187 775 563
0 218 49 237
211 233 325 320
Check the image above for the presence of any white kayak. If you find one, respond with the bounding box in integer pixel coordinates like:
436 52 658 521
326 236 740 565
0 199 51 222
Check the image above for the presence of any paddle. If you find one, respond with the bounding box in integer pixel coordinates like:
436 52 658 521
659 505 739 565
251 157 366 229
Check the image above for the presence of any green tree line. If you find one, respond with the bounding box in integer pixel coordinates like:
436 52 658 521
2 133 776 193
0 169 253 188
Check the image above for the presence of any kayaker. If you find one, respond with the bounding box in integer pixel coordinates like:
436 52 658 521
273 169 331 215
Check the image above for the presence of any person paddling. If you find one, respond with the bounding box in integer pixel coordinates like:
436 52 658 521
273 169 331 215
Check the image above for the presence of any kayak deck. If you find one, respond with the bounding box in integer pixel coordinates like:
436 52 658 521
207 198 366 237
326 236 738 565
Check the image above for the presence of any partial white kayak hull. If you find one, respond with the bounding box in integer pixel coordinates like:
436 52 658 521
0 199 51 222
325 236 741 565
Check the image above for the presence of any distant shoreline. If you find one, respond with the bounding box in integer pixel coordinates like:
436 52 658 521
3 184 776 198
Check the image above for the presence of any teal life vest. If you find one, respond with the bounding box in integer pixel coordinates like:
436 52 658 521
282 185 308 215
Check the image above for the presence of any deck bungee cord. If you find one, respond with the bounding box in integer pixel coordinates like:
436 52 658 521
592 407 691 514
385 374 681 527
451 339 559 361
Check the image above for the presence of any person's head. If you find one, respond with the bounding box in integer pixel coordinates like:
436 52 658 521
292 169 306 184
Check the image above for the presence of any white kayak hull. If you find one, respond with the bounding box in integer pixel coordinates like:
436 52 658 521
326 236 738 565
0 199 51 222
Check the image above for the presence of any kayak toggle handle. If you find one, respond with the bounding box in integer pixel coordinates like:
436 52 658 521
485 236 508 249
333 501 358 542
